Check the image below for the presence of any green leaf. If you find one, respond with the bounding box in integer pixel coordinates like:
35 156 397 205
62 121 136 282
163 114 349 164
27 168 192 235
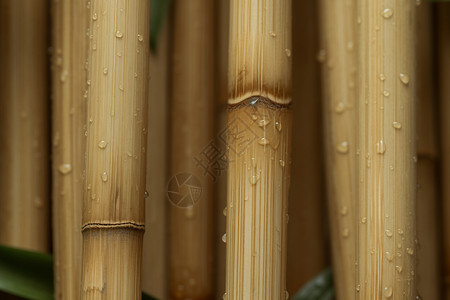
142 292 158 300
150 0 171 53
0 244 54 300
291 268 334 300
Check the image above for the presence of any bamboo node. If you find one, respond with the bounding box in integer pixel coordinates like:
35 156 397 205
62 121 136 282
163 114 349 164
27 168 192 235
81 222 145 232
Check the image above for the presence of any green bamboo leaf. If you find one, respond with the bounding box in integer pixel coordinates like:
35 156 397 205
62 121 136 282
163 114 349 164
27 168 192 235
291 268 334 300
150 0 171 53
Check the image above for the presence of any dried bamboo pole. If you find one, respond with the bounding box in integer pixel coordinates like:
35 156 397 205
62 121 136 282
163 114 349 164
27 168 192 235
437 3 450 299
287 0 327 294
318 0 357 299
168 0 215 299
142 22 169 300
357 1 417 298
51 0 88 298
225 0 292 299
82 1 150 299
0 0 49 252
415 2 441 299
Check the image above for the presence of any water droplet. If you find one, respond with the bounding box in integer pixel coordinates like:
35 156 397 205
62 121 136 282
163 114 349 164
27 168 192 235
258 137 269 145
258 119 270 127
222 233 227 243
337 141 349 154
285 49 291 57
389 165 394 171
251 114 258 120
357 16 362 24
284 290 289 300
385 251 394 261
383 90 390 97
91 193 97 200
342 228 349 238
396 265 403 273
340 205 348 216
92 13 97 20
398 229 404 235
361 217 367 224
392 122 402 129
356 284 361 292
285 213 290 224
137 34 144 42
385 229 393 237
144 190 149 198
269 30 277 37
223 292 227 300
407 247 414 255
383 286 393 298
223 207 227 216
87 184 92 190
60 70 68 82
98 140 107 149
335 102 345 113
379 73 386 81
92 43 97 51
87 79 91 86
103 68 108 75
399 73 410 85
376 140 386 154
413 156 418 163
381 8 394 19
275 121 282 131
279 160 286 167
115 31 123 38
101 171 108 182
58 164 72 175
397 243 402 249
316 49 327 63
250 175 259 185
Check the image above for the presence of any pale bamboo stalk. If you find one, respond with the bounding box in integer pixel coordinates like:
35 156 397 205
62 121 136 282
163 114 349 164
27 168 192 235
415 2 441 299
142 22 169 300
437 3 450 299
287 0 327 295
318 0 357 299
225 1 292 299
81 1 150 299
168 0 215 299
51 0 88 299
0 0 49 252
357 1 417 298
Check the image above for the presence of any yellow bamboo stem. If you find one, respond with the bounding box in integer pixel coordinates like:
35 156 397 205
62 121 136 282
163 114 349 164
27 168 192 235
142 21 169 300
51 0 88 298
0 0 49 252
168 0 215 299
287 0 327 294
225 1 292 299
357 1 417 298
82 1 150 299
318 0 357 299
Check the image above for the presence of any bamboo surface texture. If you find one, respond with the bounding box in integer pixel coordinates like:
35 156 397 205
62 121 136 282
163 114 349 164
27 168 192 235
0 0 49 252
225 0 292 299
82 1 150 299
168 0 215 299
357 1 417 298
142 22 169 300
287 0 327 295
438 3 450 299
51 0 88 299
318 0 357 299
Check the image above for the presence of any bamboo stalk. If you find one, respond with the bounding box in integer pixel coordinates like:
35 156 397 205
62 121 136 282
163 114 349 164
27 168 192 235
318 0 357 299
225 1 292 299
357 1 417 298
142 21 169 300
51 0 88 298
0 0 49 252
168 0 215 299
415 2 441 299
81 1 150 299
287 0 327 294
437 3 450 299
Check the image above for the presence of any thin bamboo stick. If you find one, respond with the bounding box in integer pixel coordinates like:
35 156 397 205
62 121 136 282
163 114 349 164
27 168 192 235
357 1 417 298
437 3 450 299
168 0 215 299
225 1 292 299
318 0 357 299
142 21 169 300
81 1 150 299
51 0 88 298
415 2 441 299
0 0 49 252
287 0 327 294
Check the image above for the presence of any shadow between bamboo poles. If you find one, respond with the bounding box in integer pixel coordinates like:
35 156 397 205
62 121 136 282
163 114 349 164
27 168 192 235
51 0 88 298
225 0 292 299
357 1 417 298
142 21 169 300
81 1 150 298
0 0 50 252
286 0 328 295
318 0 357 298
168 0 215 298
437 3 450 299
415 2 442 299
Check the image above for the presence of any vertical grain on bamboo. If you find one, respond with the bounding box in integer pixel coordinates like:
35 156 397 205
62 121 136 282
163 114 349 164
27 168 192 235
142 21 169 300
51 0 88 298
0 0 49 252
168 0 215 299
357 1 417 298
225 1 292 299
437 3 450 299
416 2 441 299
82 1 150 299
286 0 327 295
318 0 357 299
